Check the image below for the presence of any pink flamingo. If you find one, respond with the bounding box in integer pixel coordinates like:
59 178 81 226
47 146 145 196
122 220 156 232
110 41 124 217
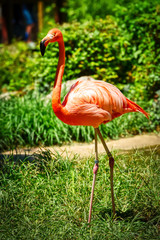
40 28 149 223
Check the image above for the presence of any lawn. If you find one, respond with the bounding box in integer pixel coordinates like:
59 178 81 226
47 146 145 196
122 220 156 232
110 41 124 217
0 148 160 239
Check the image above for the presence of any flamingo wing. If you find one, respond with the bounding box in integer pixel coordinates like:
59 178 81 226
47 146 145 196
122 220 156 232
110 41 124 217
59 78 130 127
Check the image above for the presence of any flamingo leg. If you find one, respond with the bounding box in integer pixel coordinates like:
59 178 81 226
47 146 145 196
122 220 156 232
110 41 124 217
97 128 116 216
88 128 99 223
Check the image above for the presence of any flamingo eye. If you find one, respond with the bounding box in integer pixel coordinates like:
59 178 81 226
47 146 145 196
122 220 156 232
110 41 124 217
47 33 55 39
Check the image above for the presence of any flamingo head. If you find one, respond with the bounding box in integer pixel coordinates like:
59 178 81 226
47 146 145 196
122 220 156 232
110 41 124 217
40 28 63 56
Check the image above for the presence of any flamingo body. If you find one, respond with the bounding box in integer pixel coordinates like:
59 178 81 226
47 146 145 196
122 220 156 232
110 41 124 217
53 78 148 128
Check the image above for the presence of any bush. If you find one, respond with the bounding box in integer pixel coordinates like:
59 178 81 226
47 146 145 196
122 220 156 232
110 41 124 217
0 2 160 102
0 17 119 92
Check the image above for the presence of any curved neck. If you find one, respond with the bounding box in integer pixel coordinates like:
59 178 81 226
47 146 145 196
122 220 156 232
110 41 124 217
52 39 65 108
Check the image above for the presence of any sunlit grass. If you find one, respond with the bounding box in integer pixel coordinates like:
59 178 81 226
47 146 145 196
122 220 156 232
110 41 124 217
0 148 160 239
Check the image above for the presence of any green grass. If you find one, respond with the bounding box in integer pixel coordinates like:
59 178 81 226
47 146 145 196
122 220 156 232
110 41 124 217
0 148 160 239
0 91 159 151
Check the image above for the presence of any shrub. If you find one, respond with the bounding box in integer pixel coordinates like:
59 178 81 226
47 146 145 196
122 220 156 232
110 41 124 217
0 2 160 102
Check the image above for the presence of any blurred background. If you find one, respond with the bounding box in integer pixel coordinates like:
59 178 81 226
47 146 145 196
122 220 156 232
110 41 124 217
0 0 160 150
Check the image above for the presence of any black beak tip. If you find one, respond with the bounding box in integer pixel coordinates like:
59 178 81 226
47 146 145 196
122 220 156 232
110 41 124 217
40 40 46 56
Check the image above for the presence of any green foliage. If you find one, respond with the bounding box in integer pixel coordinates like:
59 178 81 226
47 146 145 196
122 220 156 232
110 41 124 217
0 0 159 149
0 42 39 92
65 0 116 22
0 92 70 150
0 149 160 239
1 17 120 92
114 1 160 99
65 0 160 22
1 1 160 102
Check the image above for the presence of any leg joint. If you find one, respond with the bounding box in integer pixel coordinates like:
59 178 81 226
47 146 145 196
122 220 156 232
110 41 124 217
93 163 99 174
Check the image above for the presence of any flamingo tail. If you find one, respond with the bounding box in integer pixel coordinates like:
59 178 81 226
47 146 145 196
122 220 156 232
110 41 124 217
126 98 149 119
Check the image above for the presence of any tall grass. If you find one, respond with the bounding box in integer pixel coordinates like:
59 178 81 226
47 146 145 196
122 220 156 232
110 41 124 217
0 149 160 239
0 92 157 151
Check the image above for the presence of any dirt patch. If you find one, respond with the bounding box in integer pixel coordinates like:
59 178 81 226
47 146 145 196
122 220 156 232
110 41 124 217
2 133 160 158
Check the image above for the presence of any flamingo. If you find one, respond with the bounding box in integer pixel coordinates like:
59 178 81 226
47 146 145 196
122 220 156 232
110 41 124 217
40 28 149 223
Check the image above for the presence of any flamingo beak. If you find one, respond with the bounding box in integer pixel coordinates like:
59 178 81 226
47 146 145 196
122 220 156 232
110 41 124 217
40 40 46 56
